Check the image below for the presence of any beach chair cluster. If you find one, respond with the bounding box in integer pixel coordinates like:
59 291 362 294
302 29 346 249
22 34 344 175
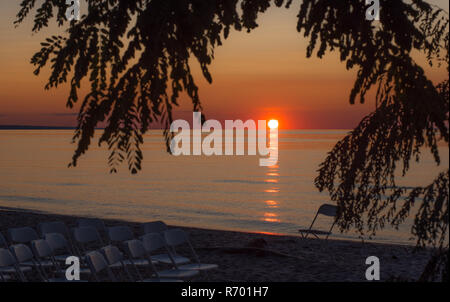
0 219 217 282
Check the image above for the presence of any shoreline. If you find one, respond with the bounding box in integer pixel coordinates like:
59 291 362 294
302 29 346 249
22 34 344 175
0 206 433 282
0 206 416 247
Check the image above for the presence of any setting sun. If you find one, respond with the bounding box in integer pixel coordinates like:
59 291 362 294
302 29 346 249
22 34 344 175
268 119 279 129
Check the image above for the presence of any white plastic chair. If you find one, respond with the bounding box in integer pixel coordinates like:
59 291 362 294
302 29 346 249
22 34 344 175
298 204 338 240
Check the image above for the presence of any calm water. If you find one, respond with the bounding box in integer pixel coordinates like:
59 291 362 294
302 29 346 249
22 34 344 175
0 130 448 245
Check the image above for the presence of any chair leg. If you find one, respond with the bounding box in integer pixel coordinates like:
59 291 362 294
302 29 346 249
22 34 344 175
122 263 134 281
325 221 336 241
131 260 143 281
33 260 46 281
302 212 319 240
17 266 27 282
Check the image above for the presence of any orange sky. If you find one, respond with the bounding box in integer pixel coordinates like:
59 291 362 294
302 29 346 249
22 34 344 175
0 1 448 129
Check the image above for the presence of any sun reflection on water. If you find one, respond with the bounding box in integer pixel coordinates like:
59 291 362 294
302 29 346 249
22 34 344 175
265 200 279 208
262 130 281 223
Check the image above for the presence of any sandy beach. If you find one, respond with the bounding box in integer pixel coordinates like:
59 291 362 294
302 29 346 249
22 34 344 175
0 206 433 282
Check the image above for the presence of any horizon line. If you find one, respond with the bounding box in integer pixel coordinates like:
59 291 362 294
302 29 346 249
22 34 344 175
0 124 352 131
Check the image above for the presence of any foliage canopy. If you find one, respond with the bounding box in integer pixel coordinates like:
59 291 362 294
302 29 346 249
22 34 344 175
15 0 449 280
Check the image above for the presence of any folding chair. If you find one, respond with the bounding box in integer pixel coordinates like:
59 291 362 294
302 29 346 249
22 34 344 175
31 239 69 282
298 204 338 240
0 248 27 281
106 226 154 267
44 233 74 262
39 221 76 250
142 233 190 265
107 226 134 243
77 218 106 235
125 239 195 282
0 235 9 280
0 232 8 248
72 226 104 254
7 227 39 245
38 221 70 238
45 233 91 275
85 251 117 282
100 245 133 281
142 221 168 235
164 229 218 273
9 243 46 280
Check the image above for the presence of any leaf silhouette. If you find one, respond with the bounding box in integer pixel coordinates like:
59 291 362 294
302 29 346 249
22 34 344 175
15 0 449 280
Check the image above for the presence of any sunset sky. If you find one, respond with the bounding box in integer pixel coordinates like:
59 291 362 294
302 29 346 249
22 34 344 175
0 1 448 129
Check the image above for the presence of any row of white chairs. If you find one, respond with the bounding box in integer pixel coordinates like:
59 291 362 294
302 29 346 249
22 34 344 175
0 219 217 282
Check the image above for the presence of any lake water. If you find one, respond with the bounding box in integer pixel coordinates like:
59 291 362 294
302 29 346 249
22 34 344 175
0 130 448 245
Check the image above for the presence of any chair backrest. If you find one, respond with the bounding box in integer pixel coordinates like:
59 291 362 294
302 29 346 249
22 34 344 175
318 204 337 217
125 239 146 259
142 221 167 235
86 251 116 281
77 218 106 233
73 227 102 244
0 248 17 267
142 233 167 253
164 229 201 264
86 251 109 273
38 221 70 238
10 244 35 263
101 245 123 265
0 232 7 248
44 233 70 252
0 248 26 282
107 226 134 242
164 229 189 247
8 227 39 244
31 239 53 258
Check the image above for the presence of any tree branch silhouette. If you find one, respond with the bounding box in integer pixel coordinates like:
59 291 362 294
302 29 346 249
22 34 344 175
15 0 449 280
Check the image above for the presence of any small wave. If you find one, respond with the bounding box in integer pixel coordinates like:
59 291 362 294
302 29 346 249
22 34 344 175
54 183 85 187
214 179 267 185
